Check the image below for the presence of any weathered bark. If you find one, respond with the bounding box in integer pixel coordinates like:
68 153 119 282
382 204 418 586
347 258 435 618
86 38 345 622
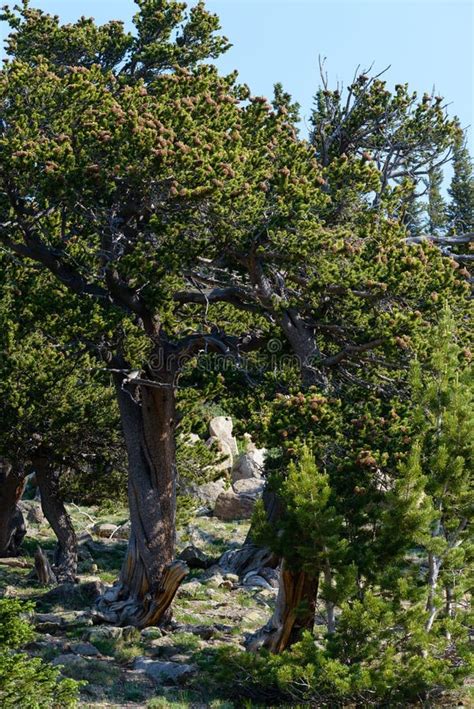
35 458 77 583
246 559 319 653
96 369 188 627
0 460 26 556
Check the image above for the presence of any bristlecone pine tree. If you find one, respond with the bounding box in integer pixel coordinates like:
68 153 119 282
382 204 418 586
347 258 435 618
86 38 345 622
0 0 314 626
176 66 470 650
0 255 122 581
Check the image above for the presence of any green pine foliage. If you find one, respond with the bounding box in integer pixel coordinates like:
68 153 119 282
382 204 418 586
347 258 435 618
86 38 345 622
0 599 80 708
448 129 474 234
426 164 448 235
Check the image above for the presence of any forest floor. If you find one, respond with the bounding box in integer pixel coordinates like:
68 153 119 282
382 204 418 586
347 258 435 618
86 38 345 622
0 499 280 708
1 500 472 708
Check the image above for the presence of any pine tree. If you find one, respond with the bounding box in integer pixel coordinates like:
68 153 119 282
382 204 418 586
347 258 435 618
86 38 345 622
448 131 474 233
0 598 79 707
426 164 448 235
411 306 473 635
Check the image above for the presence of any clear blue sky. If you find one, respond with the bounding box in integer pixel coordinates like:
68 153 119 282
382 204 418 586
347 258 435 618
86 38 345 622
1 0 473 150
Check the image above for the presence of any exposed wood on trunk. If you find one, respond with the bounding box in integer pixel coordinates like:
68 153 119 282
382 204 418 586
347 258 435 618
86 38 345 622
34 546 57 585
0 460 26 556
246 560 319 653
34 457 77 583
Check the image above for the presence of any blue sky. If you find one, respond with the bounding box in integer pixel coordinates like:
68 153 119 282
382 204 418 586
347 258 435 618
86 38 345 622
1 0 473 150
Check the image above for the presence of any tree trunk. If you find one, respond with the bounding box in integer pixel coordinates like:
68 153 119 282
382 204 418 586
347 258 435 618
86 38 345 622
246 559 319 653
96 373 188 627
35 458 77 583
0 460 26 556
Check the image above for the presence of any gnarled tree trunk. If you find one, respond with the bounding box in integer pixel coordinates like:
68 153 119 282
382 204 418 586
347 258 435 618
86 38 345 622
96 371 188 627
246 559 319 653
0 460 26 556
34 457 77 583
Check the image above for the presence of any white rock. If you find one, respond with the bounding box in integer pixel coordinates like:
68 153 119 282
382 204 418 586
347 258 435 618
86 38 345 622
209 416 239 456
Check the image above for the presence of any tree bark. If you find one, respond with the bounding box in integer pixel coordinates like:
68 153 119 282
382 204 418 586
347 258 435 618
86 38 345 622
96 370 188 627
246 559 319 653
34 458 77 583
0 460 26 556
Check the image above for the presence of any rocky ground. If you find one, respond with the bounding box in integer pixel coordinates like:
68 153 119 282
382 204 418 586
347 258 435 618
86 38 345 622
0 499 278 708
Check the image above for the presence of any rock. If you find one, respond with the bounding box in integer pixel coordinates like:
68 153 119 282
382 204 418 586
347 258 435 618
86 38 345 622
26 634 69 655
134 658 196 684
86 625 124 643
176 580 203 599
232 447 266 482
180 624 216 641
52 654 91 671
223 573 239 584
219 579 233 590
141 627 162 641
204 571 224 588
92 522 118 538
70 641 100 657
242 573 274 591
214 490 255 521
38 580 104 609
232 478 264 498
185 478 227 507
178 545 214 569
209 416 238 456
34 613 63 634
